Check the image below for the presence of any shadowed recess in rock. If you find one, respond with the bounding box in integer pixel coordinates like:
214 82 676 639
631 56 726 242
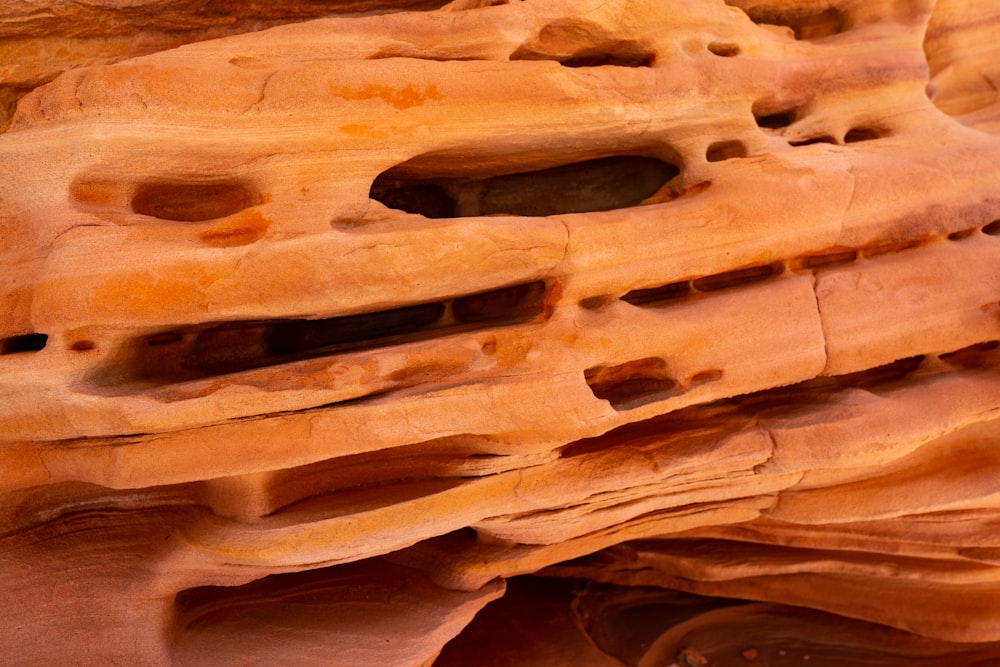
173 559 502 667
370 156 679 218
620 263 782 308
620 226 972 309
752 100 798 129
705 140 747 161
730 2 848 41
5 0 1000 662
131 182 258 222
0 333 47 355
123 281 548 381
510 39 655 67
509 18 656 67
580 580 1000 666
584 357 681 410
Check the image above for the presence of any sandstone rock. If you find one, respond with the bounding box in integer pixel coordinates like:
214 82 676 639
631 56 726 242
3 0 1000 663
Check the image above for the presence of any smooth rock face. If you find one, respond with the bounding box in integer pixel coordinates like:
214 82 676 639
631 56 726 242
2 0 1000 663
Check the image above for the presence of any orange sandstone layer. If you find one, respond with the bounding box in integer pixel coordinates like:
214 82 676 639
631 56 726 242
2 0 1000 664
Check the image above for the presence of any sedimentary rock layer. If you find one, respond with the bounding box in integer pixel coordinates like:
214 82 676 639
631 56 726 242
2 0 1000 664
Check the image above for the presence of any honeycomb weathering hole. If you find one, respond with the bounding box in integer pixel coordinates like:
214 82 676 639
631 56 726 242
620 262 787 309
125 281 549 381
707 42 741 57
844 127 884 143
621 232 954 309
511 41 655 68
947 228 977 241
798 249 858 269
0 333 48 355
267 303 446 358
509 19 655 68
752 101 798 130
585 357 681 410
706 140 748 162
743 5 847 40
692 263 783 291
981 220 1000 236
835 356 925 389
453 281 548 323
789 135 838 147
370 156 679 218
131 182 257 222
555 47 655 68
621 280 692 307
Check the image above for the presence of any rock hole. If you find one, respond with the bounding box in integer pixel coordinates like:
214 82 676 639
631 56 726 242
789 135 838 147
688 369 723 384
584 357 680 410
368 184 456 219
798 249 858 269
948 228 978 241
705 140 748 162
707 42 741 57
509 20 655 68
370 156 679 218
843 127 884 143
124 281 548 382
455 156 671 216
0 333 47 355
69 340 96 352
452 281 547 324
147 332 186 346
982 220 1000 236
623 264 783 307
556 45 655 68
621 281 692 307
268 303 446 358
692 263 783 292
752 102 797 129
755 111 796 129
835 355 924 388
861 238 928 257
131 182 257 222
745 6 846 41
579 295 613 310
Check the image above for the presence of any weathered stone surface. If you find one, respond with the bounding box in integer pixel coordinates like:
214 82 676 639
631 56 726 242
3 0 1000 663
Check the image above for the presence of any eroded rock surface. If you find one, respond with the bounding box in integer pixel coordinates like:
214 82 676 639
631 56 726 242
3 0 1000 664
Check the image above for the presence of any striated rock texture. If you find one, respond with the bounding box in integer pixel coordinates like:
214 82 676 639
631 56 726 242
3 0 1000 664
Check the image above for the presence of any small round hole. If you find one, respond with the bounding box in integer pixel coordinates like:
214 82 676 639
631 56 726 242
983 220 1000 236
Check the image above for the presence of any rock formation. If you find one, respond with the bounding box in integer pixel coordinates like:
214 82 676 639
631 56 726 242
2 0 1000 664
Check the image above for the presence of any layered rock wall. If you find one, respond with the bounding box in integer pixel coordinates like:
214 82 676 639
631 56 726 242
3 0 1000 664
